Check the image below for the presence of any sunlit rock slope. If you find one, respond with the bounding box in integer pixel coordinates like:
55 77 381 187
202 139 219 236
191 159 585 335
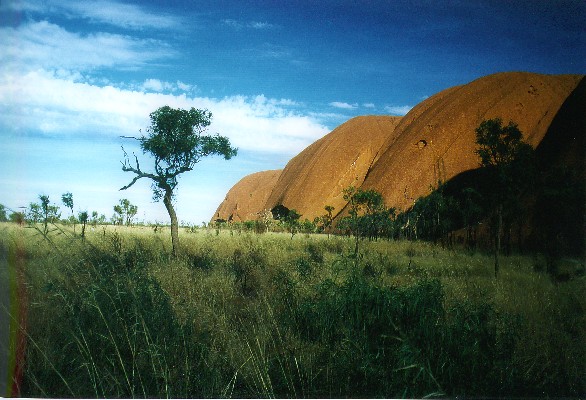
212 72 584 225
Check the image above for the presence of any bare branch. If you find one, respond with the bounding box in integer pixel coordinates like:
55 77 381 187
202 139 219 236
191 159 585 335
120 146 159 191
120 175 142 191
133 152 140 171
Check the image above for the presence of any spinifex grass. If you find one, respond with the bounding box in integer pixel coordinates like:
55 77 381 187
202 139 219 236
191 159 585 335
1 222 584 397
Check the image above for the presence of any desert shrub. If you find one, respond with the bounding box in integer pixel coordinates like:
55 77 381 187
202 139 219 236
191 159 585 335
109 230 123 255
288 256 312 281
229 245 268 297
305 241 325 264
185 248 217 271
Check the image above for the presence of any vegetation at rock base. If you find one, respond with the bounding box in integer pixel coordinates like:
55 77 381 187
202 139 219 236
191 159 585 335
474 118 536 277
2 223 584 398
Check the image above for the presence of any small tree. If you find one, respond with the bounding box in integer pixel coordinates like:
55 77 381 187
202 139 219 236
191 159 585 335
0 204 7 222
91 211 99 227
9 211 25 226
121 105 237 256
338 187 392 255
61 192 75 232
270 204 290 221
283 209 302 239
461 187 483 250
113 198 138 226
475 118 535 277
26 202 42 223
27 195 61 236
315 205 335 238
78 211 89 239
411 183 459 245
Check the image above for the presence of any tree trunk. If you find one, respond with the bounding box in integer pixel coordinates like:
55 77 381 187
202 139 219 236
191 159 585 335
163 190 179 257
494 205 502 278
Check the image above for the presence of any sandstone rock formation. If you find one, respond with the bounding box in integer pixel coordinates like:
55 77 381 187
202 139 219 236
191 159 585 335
354 72 584 215
263 115 403 221
212 72 584 226
212 169 281 222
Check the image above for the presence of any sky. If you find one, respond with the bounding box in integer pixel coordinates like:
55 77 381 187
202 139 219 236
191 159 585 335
1 0 585 225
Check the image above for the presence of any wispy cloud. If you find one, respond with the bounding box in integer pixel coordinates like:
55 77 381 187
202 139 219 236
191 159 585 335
329 101 358 110
250 21 276 29
0 20 174 73
222 19 277 30
384 105 412 116
8 0 182 30
236 43 295 62
138 79 196 94
363 103 376 109
0 70 329 155
257 43 292 59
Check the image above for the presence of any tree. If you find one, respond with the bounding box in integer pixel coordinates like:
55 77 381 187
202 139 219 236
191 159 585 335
91 211 99 227
27 195 61 236
0 204 7 222
61 192 75 232
338 187 394 255
78 211 89 239
283 209 302 239
314 205 335 238
475 118 535 277
460 187 483 250
270 204 290 221
26 202 42 223
121 105 237 256
9 211 25 225
113 198 138 226
410 183 460 245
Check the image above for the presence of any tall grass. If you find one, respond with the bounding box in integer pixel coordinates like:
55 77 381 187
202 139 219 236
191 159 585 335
1 222 584 397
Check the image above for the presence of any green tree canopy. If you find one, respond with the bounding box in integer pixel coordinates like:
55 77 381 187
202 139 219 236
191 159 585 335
121 105 237 256
113 198 138 226
61 192 74 214
0 204 7 222
338 187 395 254
27 195 61 235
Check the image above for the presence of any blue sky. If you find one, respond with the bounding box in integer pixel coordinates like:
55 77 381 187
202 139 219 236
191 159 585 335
1 0 585 224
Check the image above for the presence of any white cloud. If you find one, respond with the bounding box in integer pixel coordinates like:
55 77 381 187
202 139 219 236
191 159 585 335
66 1 181 30
329 101 358 110
384 105 413 116
176 81 195 92
139 79 195 93
250 21 276 29
223 19 277 30
271 98 300 107
7 0 182 31
222 19 242 29
0 70 329 155
0 20 174 73
142 79 167 92
363 103 376 108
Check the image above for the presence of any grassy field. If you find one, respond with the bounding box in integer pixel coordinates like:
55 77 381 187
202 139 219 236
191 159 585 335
1 222 584 398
